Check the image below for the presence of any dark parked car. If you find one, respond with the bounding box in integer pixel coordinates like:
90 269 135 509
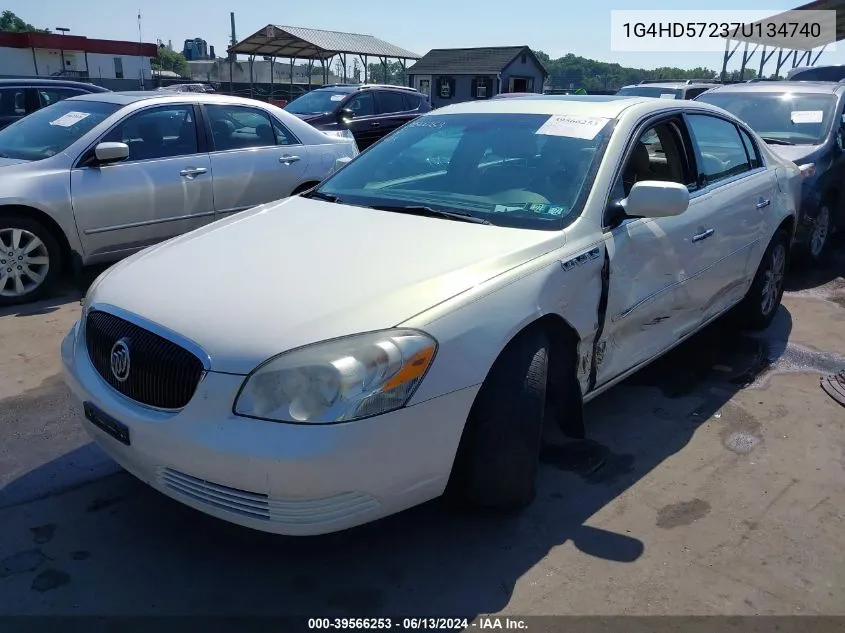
787 65 845 82
284 84 430 150
696 81 845 264
0 79 110 130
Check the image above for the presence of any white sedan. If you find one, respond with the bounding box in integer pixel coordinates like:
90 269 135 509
62 96 801 535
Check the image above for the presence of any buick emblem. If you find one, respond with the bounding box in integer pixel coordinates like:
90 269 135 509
110 338 131 382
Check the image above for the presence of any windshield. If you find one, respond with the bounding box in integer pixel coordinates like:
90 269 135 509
314 112 614 230
696 91 837 145
0 99 120 161
617 86 681 99
285 90 349 115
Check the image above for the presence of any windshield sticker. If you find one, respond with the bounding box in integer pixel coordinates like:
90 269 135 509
791 110 823 124
659 93 676 99
493 204 524 213
492 203 570 217
409 119 446 129
49 111 91 127
536 115 610 140
330 94 345 101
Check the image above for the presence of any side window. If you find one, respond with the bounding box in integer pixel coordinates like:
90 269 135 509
0 88 27 116
102 105 198 162
38 88 83 108
271 119 298 146
738 127 761 169
347 92 375 116
378 91 406 114
687 114 751 186
618 120 690 198
206 104 278 151
686 88 708 100
403 93 420 111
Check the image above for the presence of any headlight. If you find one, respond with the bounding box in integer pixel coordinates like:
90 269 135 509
234 329 437 423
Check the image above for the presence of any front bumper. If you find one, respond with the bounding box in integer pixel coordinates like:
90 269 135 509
61 322 478 536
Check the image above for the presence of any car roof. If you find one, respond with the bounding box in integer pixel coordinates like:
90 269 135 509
621 82 719 89
430 94 699 118
312 84 420 93
65 91 276 106
702 80 844 95
0 78 110 92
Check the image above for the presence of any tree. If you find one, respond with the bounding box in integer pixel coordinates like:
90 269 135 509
152 45 188 76
0 9 50 33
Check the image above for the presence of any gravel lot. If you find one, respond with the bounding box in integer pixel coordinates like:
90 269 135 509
1 249 844 618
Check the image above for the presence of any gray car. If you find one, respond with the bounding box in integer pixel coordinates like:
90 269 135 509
0 91 358 305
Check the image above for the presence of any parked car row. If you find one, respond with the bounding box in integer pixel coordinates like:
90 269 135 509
59 92 804 535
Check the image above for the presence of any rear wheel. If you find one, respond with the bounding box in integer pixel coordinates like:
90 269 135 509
735 229 788 331
0 216 61 307
806 204 832 266
447 328 549 511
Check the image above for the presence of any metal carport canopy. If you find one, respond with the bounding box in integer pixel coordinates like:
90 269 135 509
228 24 420 60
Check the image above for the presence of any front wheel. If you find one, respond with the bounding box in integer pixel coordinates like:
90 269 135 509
447 328 549 511
0 216 61 307
805 204 832 267
734 229 789 331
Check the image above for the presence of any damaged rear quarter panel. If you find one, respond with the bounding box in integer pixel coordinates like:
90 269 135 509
404 233 608 405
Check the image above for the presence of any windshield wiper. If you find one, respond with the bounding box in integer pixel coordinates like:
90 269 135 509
368 204 492 225
760 137 795 146
303 190 340 202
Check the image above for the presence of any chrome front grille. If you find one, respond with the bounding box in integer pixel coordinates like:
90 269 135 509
85 309 205 409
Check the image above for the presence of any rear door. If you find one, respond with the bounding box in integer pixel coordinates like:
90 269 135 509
343 91 380 150
373 90 418 138
683 113 775 321
71 103 215 258
204 103 308 217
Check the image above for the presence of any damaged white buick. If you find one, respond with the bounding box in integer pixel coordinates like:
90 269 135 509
62 95 801 535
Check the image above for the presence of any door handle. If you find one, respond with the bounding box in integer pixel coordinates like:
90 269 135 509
179 167 207 177
756 198 771 209
279 155 301 164
692 228 715 243
370 122 381 127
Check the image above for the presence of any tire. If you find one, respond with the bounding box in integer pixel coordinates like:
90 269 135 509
447 327 549 511
802 203 832 267
735 229 789 331
0 215 62 307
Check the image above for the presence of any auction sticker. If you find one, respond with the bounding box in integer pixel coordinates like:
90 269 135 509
50 112 90 127
791 110 823 124
536 115 610 140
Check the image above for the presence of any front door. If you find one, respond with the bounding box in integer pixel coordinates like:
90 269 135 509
596 116 715 386
204 103 309 217
343 91 381 150
71 104 215 258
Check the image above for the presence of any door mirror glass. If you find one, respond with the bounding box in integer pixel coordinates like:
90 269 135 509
623 181 690 218
339 107 355 120
94 142 129 164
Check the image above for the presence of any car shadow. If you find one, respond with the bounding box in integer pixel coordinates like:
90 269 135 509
0 307 796 617
0 265 110 319
785 233 845 293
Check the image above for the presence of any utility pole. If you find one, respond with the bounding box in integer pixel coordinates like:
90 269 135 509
56 27 70 76
138 10 145 89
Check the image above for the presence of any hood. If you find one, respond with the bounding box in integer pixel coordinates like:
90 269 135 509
90 198 561 374
767 144 819 165
290 112 325 122
0 156 30 168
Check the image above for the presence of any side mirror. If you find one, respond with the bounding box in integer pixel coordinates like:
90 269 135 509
622 181 690 218
94 142 129 164
338 107 355 121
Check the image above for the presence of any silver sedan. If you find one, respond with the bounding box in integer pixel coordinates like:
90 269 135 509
0 91 358 306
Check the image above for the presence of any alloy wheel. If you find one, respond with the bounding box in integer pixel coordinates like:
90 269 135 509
0 228 51 298
760 243 786 316
809 206 830 259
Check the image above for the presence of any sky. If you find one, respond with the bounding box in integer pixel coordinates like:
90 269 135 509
4 0 843 72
